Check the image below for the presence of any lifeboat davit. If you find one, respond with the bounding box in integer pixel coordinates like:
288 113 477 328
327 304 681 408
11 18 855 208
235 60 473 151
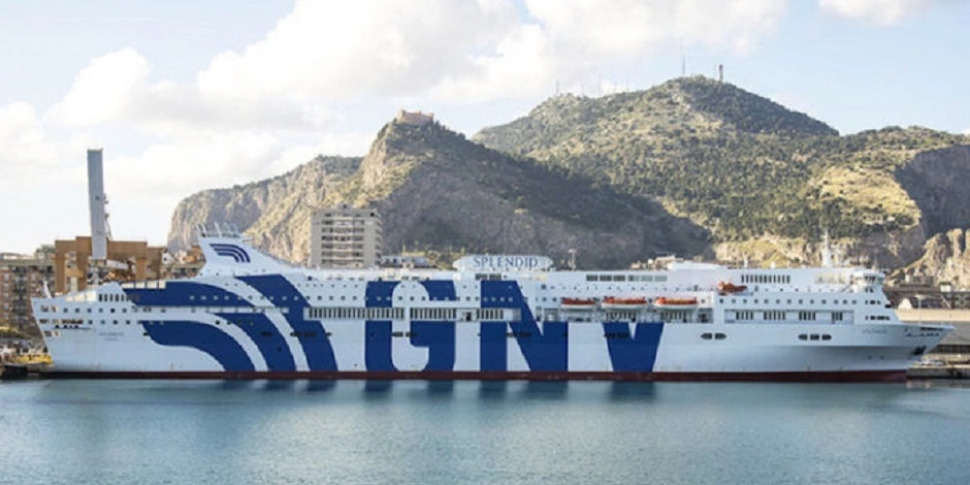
655 297 698 308
601 296 648 310
717 281 747 294
561 297 596 310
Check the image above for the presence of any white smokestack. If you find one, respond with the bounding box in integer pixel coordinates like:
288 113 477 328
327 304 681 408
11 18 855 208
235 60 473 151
87 149 109 260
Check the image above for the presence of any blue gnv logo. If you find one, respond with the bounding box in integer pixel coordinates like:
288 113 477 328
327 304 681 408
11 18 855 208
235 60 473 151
210 244 251 263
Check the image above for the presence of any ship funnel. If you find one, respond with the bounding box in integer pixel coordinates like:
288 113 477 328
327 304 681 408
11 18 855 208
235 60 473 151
87 149 111 260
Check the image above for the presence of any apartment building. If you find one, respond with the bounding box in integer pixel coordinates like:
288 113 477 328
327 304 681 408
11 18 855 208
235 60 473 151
0 250 55 335
310 204 383 268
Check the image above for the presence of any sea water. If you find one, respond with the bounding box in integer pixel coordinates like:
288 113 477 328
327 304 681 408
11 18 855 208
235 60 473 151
1 380 969 485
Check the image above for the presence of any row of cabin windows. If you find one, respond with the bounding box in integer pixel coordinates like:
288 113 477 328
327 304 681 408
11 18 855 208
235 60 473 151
865 315 892 321
741 274 791 284
729 311 845 321
97 294 128 302
585 274 668 282
799 333 832 341
305 307 507 321
54 319 246 327
721 298 873 306
181 294 522 304
127 307 289 315
41 318 83 325
50 307 313 327
307 307 405 320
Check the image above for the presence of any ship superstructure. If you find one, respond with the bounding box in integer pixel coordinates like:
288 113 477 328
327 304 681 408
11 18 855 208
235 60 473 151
32 228 951 381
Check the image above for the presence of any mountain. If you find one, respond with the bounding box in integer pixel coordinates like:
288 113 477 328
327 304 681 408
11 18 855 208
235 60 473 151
169 117 710 268
474 76 969 270
169 76 970 278
476 76 837 159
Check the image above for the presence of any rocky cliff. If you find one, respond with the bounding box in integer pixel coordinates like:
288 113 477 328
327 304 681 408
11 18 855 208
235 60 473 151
897 228 970 287
896 145 970 235
169 119 710 268
167 156 359 255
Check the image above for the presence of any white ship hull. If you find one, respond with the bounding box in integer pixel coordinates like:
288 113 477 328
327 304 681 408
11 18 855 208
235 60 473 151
33 234 952 382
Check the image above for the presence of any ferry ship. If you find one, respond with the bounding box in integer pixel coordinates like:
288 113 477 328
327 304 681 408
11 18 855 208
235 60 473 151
32 227 951 382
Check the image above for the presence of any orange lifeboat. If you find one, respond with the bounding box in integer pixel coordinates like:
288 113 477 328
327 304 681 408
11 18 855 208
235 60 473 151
655 297 698 307
561 297 596 310
602 296 648 310
717 282 747 294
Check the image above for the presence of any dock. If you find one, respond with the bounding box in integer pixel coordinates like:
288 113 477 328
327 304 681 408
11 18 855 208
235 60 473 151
907 364 970 379
0 362 48 380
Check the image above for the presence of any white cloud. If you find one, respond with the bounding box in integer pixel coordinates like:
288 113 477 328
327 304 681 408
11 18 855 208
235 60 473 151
48 48 149 127
48 48 340 136
433 23 556 102
130 80 341 136
109 131 278 198
818 0 941 25
527 0 787 57
197 0 520 102
197 0 789 104
40 1 793 134
0 101 72 186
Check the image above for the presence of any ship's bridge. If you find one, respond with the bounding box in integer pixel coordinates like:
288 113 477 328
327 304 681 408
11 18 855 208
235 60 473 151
852 269 885 291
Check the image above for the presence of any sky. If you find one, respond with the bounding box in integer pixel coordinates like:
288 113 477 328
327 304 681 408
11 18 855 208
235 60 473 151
0 0 968 254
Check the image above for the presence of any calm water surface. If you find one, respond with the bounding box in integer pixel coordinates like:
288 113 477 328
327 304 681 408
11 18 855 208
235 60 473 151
1 379 969 484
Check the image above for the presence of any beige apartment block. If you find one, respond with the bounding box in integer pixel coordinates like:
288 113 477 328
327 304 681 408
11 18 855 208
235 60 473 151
53 237 164 294
311 204 383 269
0 251 54 335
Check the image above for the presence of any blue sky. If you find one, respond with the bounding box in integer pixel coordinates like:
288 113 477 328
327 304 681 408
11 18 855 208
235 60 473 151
0 0 967 253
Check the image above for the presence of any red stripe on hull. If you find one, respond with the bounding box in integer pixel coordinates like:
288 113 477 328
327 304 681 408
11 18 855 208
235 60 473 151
40 370 907 383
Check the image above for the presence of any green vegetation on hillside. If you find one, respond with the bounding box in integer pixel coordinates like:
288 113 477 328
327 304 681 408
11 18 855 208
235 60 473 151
350 120 684 233
475 77 966 243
